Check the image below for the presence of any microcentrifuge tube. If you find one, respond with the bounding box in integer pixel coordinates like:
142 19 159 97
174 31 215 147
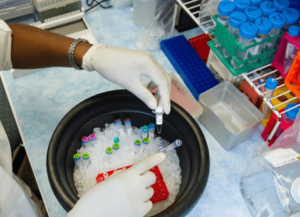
141 137 150 153
88 134 97 146
148 123 155 140
124 118 133 135
133 140 141 155
141 125 149 139
73 153 82 170
114 119 125 136
113 137 120 144
105 147 113 162
158 139 182 152
82 153 90 169
153 106 164 134
112 143 120 156
82 136 90 148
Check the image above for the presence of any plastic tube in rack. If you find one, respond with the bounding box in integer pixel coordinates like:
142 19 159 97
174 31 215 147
114 119 125 136
158 139 182 152
133 140 142 154
105 147 113 162
148 123 155 140
112 143 120 156
141 125 149 139
73 153 82 169
142 137 150 153
89 134 97 146
82 136 90 148
82 153 90 169
124 118 133 135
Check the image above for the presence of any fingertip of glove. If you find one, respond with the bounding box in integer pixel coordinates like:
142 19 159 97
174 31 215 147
154 152 166 164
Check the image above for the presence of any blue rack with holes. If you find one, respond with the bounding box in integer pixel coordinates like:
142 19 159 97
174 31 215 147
161 35 219 99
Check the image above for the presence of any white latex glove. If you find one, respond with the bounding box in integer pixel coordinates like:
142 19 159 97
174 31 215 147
82 44 171 114
67 152 166 217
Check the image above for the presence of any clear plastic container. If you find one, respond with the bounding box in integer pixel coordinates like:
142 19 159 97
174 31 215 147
284 26 300 74
158 139 182 152
273 0 290 12
88 134 97 146
112 143 120 156
73 153 82 170
105 147 113 162
223 12 247 58
260 1 277 17
141 125 149 139
142 137 150 152
82 153 90 169
231 22 258 68
133 0 156 27
234 0 250 12
282 8 300 31
245 6 262 22
148 123 155 140
240 147 300 217
81 136 90 149
262 78 278 115
133 139 142 154
266 12 286 51
124 118 133 135
250 0 262 6
114 119 125 136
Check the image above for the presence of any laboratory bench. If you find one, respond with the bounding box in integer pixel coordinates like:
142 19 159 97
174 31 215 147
0 1 265 216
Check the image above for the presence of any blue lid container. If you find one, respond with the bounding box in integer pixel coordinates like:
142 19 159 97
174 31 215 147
235 0 251 11
273 0 290 12
250 0 262 6
255 17 273 34
269 12 286 29
283 7 300 24
265 78 278 89
260 1 277 17
245 6 263 22
229 11 247 28
239 22 258 39
288 25 300 36
218 1 236 16
285 103 300 120
148 123 155 129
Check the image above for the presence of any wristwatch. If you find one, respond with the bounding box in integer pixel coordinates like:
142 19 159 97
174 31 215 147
68 38 89 70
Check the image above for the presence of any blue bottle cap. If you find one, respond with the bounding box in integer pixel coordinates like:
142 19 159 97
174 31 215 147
218 1 236 16
285 103 300 120
283 8 300 24
134 140 141 147
260 1 277 17
245 6 263 22
288 25 300 36
250 0 262 6
273 0 290 12
124 118 131 124
269 12 286 29
174 139 183 147
235 0 250 11
114 119 122 124
239 22 258 39
148 123 155 129
265 78 278 89
229 12 247 28
255 17 273 34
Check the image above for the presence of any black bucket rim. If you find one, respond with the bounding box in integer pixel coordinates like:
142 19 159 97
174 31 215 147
47 90 210 216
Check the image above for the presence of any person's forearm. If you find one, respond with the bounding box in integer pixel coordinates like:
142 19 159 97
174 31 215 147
8 23 92 69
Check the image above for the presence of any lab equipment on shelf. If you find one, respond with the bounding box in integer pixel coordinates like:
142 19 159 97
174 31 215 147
245 6 262 22
266 12 286 51
282 7 300 31
82 153 90 169
148 123 155 140
105 147 113 162
82 136 89 148
273 0 290 12
234 0 250 12
141 125 149 139
114 119 125 136
73 153 82 170
124 118 133 135
284 26 300 74
262 78 278 115
158 139 183 152
240 147 300 217
88 134 97 146
260 1 277 17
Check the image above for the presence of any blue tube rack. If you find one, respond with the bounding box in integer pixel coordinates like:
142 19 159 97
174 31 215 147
161 35 219 99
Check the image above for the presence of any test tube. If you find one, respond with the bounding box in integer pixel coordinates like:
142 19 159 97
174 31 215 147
82 153 90 169
124 118 133 135
284 26 300 74
133 140 142 154
158 139 182 152
148 123 155 140
250 0 262 6
262 78 278 115
245 6 262 22
105 147 113 162
142 137 150 152
273 0 290 12
282 8 300 31
73 153 82 170
223 12 247 58
88 134 97 146
82 136 90 149
153 106 163 134
234 0 250 12
112 143 120 156
113 137 120 144
114 119 125 136
260 1 277 17
266 12 286 51
141 125 149 139
231 22 258 69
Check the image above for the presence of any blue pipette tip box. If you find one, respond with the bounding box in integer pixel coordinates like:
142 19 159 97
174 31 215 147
160 35 219 100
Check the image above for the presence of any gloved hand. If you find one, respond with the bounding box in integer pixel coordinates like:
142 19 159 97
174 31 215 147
82 45 171 114
67 152 166 217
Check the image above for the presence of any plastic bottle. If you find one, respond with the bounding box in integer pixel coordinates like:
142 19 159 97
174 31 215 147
282 8 300 31
82 153 90 169
82 136 90 149
260 1 277 17
217 1 236 26
148 123 155 140
158 139 182 152
249 17 272 60
245 6 262 22
88 134 97 146
105 147 113 162
141 125 149 139
124 118 133 135
231 22 258 68
273 0 290 12
284 26 300 74
73 153 82 170
240 147 300 217
266 12 286 51
114 119 125 136
250 0 262 6
262 78 278 115
223 12 247 58
133 0 156 27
